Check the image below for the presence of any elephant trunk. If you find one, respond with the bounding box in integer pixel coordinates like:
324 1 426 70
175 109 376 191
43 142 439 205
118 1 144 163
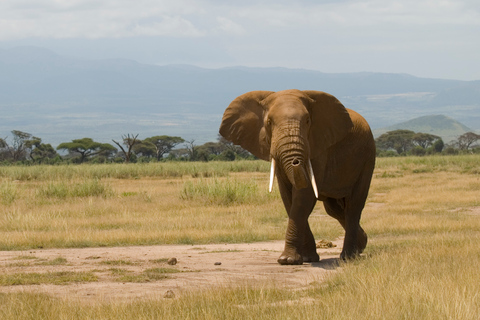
271 123 311 191
290 158 310 190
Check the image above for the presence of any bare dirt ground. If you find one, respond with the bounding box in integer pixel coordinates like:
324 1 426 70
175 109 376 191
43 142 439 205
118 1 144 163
0 239 343 303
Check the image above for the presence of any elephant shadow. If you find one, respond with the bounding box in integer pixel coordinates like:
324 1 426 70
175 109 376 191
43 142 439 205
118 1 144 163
309 257 341 270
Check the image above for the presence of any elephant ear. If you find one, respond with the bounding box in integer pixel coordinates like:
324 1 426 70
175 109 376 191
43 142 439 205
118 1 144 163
303 90 354 159
219 91 274 161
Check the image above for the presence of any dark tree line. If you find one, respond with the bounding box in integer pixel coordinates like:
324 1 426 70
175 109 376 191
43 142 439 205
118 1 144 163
375 130 480 156
2 129 479 163
0 131 253 164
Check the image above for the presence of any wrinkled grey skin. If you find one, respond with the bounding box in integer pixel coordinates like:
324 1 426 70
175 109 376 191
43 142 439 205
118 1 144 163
220 90 376 264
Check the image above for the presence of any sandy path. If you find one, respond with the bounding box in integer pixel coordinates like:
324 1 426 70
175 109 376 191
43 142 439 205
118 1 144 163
0 239 343 302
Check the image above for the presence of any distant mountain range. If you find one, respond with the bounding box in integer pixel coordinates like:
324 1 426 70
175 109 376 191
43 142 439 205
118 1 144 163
1 46 479 147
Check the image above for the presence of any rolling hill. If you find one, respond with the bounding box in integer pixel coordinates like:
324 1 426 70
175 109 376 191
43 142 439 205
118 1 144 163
373 115 472 143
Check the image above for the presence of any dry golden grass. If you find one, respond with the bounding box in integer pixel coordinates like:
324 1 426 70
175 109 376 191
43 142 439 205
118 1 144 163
0 165 341 250
1 155 480 319
366 157 480 238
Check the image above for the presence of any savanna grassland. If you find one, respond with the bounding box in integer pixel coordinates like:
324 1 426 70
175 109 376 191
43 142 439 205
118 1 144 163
1 156 480 319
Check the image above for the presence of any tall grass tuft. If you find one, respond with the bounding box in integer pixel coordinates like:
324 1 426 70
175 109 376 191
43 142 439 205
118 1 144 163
71 179 113 198
37 179 113 199
0 161 271 181
0 181 17 205
180 177 274 205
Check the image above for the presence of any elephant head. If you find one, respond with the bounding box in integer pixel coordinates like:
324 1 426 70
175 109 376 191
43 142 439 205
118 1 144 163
219 89 354 195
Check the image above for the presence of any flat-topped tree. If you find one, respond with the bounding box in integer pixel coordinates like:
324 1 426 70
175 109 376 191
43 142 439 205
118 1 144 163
142 136 185 161
375 130 415 155
57 138 116 163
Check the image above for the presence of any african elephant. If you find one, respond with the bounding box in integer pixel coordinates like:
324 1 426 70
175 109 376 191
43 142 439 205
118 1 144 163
219 89 375 264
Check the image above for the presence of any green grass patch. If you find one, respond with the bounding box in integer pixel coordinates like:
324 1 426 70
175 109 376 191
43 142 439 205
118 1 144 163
100 260 136 266
110 267 180 283
13 255 38 260
0 271 97 286
37 257 68 266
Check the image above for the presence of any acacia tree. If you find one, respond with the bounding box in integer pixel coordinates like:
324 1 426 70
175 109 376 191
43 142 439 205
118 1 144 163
193 136 252 161
132 140 156 159
0 131 58 162
456 132 480 150
0 130 51 162
2 130 34 161
143 135 185 161
8 130 30 160
112 134 139 163
196 142 223 161
217 135 251 159
57 138 116 163
411 133 442 149
30 143 58 162
375 130 415 154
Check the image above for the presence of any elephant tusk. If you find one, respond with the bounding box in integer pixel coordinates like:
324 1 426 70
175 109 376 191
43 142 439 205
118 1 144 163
269 158 276 193
308 160 319 198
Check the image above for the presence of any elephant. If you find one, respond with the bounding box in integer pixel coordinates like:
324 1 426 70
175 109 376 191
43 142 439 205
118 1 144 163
219 89 376 265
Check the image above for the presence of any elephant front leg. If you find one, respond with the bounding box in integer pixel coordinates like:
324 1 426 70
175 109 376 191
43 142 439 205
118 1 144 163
277 180 317 265
278 217 307 265
302 222 320 262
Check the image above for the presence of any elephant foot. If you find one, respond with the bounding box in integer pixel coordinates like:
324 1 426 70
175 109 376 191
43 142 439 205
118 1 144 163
277 251 303 265
341 228 368 261
340 249 359 261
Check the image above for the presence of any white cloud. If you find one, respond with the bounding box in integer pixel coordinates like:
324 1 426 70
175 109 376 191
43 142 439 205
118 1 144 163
0 0 206 39
0 0 479 79
231 0 480 29
1 0 478 39
130 16 205 38
215 17 245 35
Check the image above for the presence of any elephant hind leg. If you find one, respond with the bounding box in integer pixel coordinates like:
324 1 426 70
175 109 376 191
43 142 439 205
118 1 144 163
323 197 346 228
323 197 367 258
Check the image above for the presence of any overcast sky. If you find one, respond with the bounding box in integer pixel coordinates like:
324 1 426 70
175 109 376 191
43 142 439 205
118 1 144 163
1 0 479 80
